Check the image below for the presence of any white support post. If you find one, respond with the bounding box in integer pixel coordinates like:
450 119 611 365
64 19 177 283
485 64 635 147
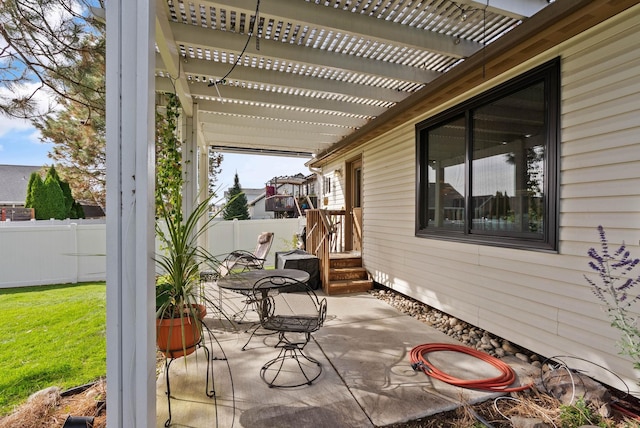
105 1 156 427
196 105 209 204
196 105 211 251
181 105 197 214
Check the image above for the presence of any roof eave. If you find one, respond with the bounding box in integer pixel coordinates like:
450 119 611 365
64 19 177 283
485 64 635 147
308 0 636 168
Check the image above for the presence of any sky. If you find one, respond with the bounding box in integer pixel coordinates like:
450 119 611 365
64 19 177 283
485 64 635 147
0 115 310 192
214 153 310 191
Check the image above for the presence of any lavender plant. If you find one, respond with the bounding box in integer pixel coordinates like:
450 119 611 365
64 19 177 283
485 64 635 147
585 225 640 373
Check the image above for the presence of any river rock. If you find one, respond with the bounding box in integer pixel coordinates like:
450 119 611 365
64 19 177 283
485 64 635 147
542 369 611 405
510 416 551 428
502 341 519 354
28 386 61 407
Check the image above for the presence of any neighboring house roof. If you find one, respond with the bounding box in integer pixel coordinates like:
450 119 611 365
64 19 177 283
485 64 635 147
267 173 314 186
0 164 42 205
79 203 106 218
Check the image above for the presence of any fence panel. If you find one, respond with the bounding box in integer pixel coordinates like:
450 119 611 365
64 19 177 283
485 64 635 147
0 218 303 288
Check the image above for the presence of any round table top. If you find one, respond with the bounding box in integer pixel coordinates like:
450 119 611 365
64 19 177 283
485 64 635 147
217 268 310 292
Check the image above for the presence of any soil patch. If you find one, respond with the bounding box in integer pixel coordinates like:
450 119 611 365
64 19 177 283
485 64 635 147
0 380 106 428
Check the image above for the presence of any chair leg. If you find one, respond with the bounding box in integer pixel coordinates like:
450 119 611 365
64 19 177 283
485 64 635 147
241 323 260 351
291 347 322 384
241 323 279 351
259 344 322 388
231 295 256 323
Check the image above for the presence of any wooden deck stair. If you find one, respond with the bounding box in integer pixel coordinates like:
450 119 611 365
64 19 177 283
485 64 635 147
325 253 373 295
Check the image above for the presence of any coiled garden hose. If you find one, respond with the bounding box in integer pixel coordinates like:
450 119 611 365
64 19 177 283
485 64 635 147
410 343 532 392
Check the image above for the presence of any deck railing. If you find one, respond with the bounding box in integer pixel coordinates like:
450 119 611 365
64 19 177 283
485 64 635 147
305 209 346 288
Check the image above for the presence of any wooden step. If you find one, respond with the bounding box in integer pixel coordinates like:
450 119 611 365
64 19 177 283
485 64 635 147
325 279 374 295
329 267 368 281
329 256 362 269
323 253 372 295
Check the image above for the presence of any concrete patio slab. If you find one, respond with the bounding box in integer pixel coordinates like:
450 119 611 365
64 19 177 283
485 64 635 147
156 288 537 427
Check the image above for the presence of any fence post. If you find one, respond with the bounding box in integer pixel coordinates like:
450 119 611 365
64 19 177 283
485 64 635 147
233 218 240 250
69 222 79 283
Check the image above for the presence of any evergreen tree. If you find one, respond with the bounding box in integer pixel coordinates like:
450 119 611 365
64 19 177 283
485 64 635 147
0 0 105 119
24 171 40 208
33 169 67 220
46 166 74 215
26 166 84 219
71 201 85 219
37 94 106 210
30 174 46 219
223 173 250 220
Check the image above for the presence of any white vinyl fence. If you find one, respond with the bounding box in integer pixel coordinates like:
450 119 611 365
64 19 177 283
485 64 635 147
0 217 303 289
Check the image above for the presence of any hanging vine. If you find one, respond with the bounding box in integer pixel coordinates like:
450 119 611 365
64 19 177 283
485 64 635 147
155 92 184 224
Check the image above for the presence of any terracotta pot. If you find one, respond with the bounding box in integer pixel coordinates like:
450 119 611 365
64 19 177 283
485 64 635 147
156 315 202 358
191 303 207 320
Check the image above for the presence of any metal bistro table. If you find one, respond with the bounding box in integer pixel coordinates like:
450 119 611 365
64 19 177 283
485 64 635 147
218 269 309 295
217 269 311 350
218 268 310 295
218 269 309 316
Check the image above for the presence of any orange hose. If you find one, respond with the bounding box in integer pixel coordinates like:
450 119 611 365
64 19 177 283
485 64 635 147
410 343 532 392
612 403 640 421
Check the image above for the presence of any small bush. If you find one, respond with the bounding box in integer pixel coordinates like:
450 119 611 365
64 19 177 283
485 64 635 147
585 226 640 376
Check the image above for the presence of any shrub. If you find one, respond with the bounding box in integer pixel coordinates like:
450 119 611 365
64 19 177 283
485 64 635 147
25 166 84 219
585 225 640 375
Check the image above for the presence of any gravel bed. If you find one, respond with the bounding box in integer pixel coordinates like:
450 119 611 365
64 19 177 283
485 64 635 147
368 287 545 368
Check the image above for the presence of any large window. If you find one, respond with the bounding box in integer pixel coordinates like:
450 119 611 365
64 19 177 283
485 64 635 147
416 59 559 250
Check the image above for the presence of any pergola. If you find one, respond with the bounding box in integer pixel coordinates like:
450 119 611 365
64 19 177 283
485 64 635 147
154 0 548 160
106 1 554 426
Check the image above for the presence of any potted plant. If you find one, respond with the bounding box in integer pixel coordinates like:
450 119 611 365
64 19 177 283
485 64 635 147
154 192 222 358
154 92 234 358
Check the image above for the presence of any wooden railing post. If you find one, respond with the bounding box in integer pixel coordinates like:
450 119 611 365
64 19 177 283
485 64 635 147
305 209 347 293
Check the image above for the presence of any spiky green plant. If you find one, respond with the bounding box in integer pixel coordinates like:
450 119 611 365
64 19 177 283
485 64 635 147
155 193 221 320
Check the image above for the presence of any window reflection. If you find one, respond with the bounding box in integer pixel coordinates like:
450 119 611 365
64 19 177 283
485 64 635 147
471 83 545 236
427 116 466 231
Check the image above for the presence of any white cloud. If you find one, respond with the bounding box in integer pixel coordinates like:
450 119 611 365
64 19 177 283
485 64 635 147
0 115 32 139
0 82 52 139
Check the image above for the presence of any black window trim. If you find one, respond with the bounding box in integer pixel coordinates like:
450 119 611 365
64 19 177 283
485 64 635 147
415 58 560 252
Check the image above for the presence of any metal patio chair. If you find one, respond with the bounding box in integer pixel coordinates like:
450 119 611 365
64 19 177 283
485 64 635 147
251 275 328 388
219 232 274 322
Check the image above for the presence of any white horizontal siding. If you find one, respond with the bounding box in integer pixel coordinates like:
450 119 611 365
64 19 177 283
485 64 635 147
562 178 640 199
343 5 640 393
562 144 640 172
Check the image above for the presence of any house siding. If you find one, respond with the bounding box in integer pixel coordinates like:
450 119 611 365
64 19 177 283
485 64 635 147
322 162 347 210
352 6 640 391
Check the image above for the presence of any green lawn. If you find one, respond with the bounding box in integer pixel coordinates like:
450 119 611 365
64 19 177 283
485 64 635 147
0 282 106 416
